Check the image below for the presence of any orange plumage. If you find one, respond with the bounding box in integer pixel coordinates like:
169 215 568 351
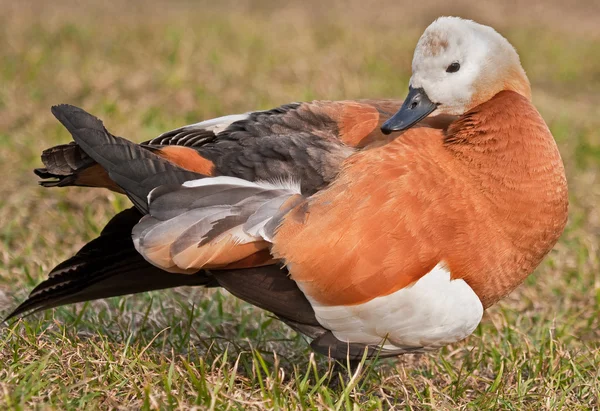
6 16 568 360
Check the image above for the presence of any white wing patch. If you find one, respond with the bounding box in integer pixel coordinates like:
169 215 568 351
182 113 250 134
302 264 483 353
180 175 301 193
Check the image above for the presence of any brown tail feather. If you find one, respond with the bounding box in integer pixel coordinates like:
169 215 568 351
34 143 124 192
40 142 93 176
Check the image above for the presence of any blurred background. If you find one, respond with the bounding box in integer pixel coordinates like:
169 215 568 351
0 0 598 408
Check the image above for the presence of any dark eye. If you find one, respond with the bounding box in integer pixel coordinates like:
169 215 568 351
446 62 460 73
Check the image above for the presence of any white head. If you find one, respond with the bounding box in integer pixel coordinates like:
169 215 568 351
412 17 530 115
382 17 531 133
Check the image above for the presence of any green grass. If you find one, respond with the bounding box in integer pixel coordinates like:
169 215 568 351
1 1 599 409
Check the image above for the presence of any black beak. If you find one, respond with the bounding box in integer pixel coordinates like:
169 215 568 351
381 86 438 134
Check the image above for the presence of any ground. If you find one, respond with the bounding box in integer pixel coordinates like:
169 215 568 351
0 0 599 409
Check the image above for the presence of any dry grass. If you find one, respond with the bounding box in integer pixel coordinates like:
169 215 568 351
0 0 599 409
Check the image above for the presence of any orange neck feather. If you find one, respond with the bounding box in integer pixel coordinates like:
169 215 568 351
444 91 567 306
468 63 532 112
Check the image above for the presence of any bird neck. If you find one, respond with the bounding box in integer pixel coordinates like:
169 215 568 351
444 91 568 307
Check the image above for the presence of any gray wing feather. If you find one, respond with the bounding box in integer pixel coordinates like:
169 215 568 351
148 185 268 220
132 176 302 272
243 195 298 239
50 104 203 213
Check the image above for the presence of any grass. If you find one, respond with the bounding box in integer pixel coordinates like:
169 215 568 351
0 0 599 409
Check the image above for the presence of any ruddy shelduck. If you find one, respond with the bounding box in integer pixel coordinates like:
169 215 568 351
6 17 568 359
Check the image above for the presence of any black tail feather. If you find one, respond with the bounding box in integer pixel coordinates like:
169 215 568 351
4 208 214 321
50 104 204 212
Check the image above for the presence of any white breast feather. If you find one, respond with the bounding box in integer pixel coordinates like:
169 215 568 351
302 263 483 353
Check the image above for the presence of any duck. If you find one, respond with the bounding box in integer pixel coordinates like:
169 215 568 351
5 17 568 360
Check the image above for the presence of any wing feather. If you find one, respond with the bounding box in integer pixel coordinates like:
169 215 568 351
133 177 302 273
